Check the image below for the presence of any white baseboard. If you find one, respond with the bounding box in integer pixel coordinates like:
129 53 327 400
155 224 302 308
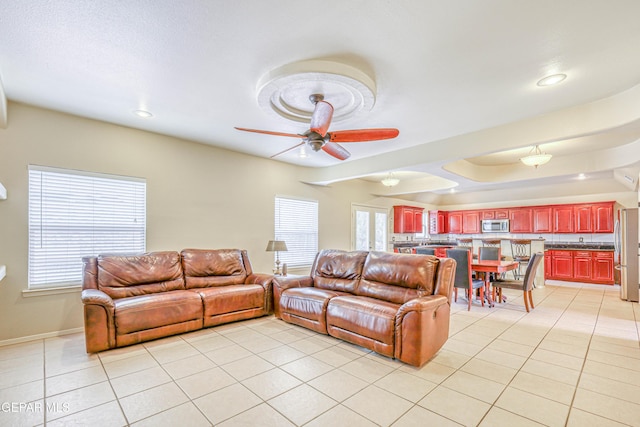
0 327 84 348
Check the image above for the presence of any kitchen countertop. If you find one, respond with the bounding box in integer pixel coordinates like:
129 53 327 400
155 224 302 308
393 240 457 247
544 242 614 250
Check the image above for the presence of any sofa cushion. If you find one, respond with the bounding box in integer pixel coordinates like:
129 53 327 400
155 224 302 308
193 284 265 317
114 290 202 335
355 252 439 304
98 252 185 299
280 287 348 333
181 249 248 289
311 249 368 293
326 295 399 345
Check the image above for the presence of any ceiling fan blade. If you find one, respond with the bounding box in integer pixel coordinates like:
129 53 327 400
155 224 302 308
321 141 351 160
235 127 302 138
270 141 305 158
329 128 400 142
309 101 334 137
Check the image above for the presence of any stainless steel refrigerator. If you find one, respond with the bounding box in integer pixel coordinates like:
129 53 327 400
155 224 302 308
614 207 639 302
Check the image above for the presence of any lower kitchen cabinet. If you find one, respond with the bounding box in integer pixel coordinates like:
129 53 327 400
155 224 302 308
545 249 614 285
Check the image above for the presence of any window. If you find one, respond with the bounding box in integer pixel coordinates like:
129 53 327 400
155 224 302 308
274 196 318 268
28 166 146 289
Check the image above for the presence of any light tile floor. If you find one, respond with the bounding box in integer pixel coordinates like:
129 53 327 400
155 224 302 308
1 282 639 426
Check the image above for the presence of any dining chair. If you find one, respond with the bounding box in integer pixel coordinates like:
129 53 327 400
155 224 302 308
457 238 476 259
415 247 436 255
478 246 502 281
490 252 543 312
510 239 532 279
446 248 485 311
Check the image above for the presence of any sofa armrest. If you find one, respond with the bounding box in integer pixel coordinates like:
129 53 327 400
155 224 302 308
246 273 274 313
272 275 314 318
394 295 451 367
434 258 456 302
81 289 116 353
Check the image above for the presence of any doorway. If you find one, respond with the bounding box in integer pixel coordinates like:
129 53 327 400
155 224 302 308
352 204 389 251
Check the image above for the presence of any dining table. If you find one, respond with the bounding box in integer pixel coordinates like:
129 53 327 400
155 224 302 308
471 259 520 307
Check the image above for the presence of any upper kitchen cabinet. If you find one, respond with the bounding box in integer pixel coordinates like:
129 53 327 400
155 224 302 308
532 206 553 233
553 205 574 233
393 205 424 234
462 210 481 234
480 209 509 220
574 204 593 233
429 210 448 234
509 208 532 233
592 202 614 233
448 211 463 234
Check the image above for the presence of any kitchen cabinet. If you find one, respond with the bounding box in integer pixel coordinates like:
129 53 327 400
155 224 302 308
509 208 532 233
429 210 448 234
545 249 614 284
574 205 593 233
592 251 614 284
393 205 424 234
462 210 480 234
448 211 463 234
592 203 614 233
481 209 509 220
550 250 574 280
533 207 553 233
553 205 574 233
573 251 592 281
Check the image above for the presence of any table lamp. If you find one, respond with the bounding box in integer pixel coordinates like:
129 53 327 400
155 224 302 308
266 240 288 275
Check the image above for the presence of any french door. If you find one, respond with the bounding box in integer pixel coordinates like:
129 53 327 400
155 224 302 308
352 204 388 251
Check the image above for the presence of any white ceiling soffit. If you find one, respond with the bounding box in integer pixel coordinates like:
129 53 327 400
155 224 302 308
300 82 640 186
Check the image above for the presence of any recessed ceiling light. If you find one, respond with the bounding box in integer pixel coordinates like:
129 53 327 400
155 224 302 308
577 173 586 180
133 109 153 118
537 74 567 87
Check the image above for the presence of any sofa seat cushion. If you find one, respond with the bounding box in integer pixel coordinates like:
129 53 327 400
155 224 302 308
280 287 348 333
326 295 400 345
115 290 203 335
193 284 265 317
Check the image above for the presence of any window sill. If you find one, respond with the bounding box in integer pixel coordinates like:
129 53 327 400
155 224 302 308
22 285 82 298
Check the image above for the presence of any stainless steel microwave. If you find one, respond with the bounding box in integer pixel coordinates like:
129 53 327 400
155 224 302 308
481 219 510 233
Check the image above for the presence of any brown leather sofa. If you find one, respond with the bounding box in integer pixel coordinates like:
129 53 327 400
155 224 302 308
81 248 272 353
273 249 456 367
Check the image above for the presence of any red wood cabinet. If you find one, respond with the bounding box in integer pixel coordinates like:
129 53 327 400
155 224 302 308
394 205 424 233
553 206 574 233
574 205 593 233
481 209 508 220
533 207 553 233
573 251 592 281
592 203 614 233
462 211 480 234
448 211 463 234
545 249 614 284
592 251 614 284
509 208 532 233
429 210 448 234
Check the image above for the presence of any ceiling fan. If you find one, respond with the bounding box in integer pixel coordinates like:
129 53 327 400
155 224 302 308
235 94 399 161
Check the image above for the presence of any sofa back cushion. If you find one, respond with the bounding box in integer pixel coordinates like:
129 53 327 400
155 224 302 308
181 249 248 289
356 252 439 304
97 251 185 299
311 249 368 293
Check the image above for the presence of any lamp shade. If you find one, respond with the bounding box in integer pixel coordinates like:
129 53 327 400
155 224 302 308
520 145 552 168
266 240 288 252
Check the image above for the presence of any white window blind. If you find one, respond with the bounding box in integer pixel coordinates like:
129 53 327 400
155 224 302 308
275 196 318 268
28 166 146 288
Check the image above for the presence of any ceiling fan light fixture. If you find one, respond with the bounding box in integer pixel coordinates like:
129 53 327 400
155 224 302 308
520 145 552 168
381 173 400 187
537 73 567 87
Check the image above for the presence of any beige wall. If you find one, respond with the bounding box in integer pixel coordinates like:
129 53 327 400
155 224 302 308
0 102 378 342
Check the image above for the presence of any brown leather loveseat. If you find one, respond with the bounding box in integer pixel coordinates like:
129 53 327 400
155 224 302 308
273 249 456 367
81 248 272 353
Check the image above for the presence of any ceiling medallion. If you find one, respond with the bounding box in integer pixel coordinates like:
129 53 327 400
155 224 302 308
257 60 376 123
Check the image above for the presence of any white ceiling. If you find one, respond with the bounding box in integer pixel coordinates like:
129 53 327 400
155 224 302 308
1 1 640 200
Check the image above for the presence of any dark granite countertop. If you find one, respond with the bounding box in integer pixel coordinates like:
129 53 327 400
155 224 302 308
393 240 457 248
544 242 614 250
